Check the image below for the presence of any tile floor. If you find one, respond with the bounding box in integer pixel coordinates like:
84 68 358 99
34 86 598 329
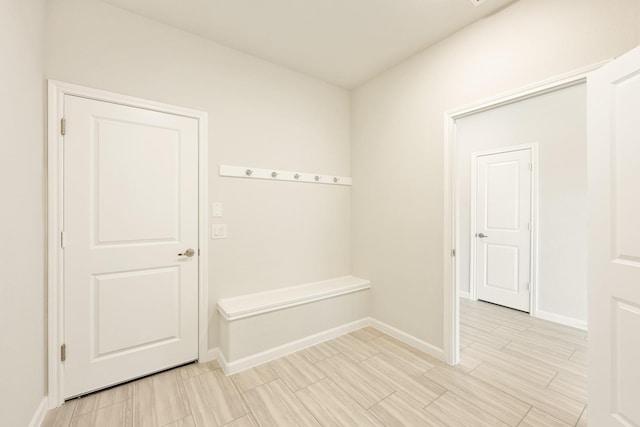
43 299 588 426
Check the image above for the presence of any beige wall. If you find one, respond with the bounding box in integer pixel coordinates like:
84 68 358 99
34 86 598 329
0 0 46 424
352 0 640 349
456 84 587 325
45 0 352 350
17 2 640 417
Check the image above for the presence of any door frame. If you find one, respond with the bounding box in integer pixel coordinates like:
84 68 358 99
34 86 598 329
469 144 538 314
442 61 607 365
47 80 210 408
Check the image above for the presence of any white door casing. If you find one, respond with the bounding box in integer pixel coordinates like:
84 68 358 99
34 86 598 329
474 149 532 312
63 95 200 398
588 46 640 426
444 63 605 365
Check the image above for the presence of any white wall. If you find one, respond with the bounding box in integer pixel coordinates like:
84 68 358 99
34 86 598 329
0 0 46 425
352 0 640 349
45 0 352 350
456 84 587 325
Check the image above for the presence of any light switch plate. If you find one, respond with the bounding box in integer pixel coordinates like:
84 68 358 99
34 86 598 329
212 224 227 239
212 202 223 217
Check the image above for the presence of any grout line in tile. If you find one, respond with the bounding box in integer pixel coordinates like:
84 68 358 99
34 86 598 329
466 360 484 375
516 406 534 426
68 398 80 425
574 405 587 427
437 363 535 414
499 340 513 350
545 371 559 388
130 384 135 427
321 359 394 410
355 352 379 365
79 398 134 420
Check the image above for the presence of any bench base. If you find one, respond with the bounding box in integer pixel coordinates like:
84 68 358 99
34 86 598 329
216 276 371 372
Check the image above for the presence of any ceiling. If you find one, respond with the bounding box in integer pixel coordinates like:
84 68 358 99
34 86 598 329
100 0 516 88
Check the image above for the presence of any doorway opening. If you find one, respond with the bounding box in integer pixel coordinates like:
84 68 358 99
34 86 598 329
442 63 601 365
442 69 593 425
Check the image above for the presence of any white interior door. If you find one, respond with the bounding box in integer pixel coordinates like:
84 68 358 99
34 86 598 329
63 95 199 398
588 45 640 426
475 149 532 312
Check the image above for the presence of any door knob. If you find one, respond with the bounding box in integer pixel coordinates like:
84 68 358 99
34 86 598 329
477 233 488 238
179 248 195 257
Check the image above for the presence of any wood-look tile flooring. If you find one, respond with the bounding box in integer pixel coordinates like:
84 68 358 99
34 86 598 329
43 299 588 426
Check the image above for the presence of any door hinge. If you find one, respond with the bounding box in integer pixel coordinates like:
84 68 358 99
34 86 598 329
61 118 66 136
198 249 201 256
526 283 530 291
528 163 532 172
452 249 456 257
60 231 66 248
528 222 531 231
60 344 66 362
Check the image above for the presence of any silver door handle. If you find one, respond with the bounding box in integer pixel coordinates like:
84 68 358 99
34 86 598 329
476 233 488 238
179 248 195 257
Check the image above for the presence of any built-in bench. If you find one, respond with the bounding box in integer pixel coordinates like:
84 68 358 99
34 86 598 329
216 275 371 373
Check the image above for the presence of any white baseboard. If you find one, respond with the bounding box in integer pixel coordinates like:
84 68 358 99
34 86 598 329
214 316 446 376
29 397 48 427
458 291 471 300
220 318 370 375
201 347 220 364
217 349 230 373
534 309 588 331
368 318 445 362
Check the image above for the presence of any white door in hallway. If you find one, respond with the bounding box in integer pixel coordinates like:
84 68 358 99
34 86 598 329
588 45 640 426
475 148 532 312
63 95 199 398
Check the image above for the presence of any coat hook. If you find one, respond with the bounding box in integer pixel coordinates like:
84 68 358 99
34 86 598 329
314 176 320 182
294 173 301 180
271 171 278 178
333 177 339 183
245 169 253 176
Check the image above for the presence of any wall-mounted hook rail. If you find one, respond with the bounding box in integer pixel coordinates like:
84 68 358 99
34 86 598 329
219 165 352 186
